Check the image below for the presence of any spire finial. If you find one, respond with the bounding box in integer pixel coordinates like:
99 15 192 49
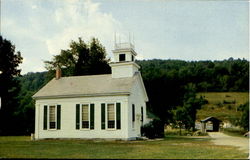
114 32 116 48
129 32 131 44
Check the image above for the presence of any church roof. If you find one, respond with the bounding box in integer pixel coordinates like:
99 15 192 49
33 74 136 99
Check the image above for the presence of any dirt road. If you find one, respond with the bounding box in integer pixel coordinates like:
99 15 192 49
208 132 249 154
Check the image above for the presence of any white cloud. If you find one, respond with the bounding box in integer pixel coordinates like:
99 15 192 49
31 5 37 9
46 0 123 57
2 0 126 74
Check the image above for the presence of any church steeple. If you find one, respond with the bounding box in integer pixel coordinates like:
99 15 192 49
113 43 136 62
110 41 140 78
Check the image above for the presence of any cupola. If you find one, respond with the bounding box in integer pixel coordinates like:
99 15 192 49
110 42 140 78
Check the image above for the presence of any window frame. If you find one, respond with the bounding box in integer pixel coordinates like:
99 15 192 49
80 103 91 130
47 104 58 130
132 104 135 129
106 103 116 130
141 106 143 122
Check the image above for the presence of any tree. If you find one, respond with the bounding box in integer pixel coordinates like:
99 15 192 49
174 106 190 135
238 102 249 131
172 83 206 132
182 83 206 131
16 72 48 134
0 36 23 135
44 37 111 78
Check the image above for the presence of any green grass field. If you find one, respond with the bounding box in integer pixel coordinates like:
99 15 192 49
197 92 249 122
0 136 247 159
222 128 248 138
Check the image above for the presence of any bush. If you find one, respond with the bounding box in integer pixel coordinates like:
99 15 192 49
193 130 208 136
141 119 164 139
227 105 232 110
223 128 246 137
216 103 223 108
223 100 236 104
165 128 190 136
239 102 249 131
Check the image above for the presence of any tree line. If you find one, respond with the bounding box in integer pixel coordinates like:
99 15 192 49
0 35 248 135
137 59 249 136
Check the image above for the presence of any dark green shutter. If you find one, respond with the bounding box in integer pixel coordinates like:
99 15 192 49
141 107 143 122
101 103 105 129
57 105 61 129
116 103 121 129
43 105 47 130
132 104 135 122
90 104 95 129
76 104 80 129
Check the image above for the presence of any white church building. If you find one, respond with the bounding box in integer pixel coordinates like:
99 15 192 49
33 42 149 140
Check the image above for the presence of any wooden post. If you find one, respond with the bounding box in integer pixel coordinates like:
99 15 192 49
201 122 206 133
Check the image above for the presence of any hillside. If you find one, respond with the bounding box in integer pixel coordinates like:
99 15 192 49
197 92 249 123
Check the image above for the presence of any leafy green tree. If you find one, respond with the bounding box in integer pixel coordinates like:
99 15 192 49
16 72 48 134
174 106 190 135
171 83 206 132
238 102 249 131
182 83 206 131
0 36 23 135
45 37 111 78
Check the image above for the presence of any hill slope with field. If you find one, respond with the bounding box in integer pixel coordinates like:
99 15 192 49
197 92 249 123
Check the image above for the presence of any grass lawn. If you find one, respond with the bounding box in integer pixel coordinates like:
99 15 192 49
0 136 248 159
222 128 248 138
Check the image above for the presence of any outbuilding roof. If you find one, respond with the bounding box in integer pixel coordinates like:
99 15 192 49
33 74 137 99
200 117 222 123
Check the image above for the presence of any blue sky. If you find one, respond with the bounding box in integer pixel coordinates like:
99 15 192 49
2 0 249 74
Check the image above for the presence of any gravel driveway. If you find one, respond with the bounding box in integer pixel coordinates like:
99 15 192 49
208 132 249 154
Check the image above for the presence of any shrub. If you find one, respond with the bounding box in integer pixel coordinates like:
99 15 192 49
141 119 164 139
227 105 232 110
193 130 208 136
203 99 209 104
223 100 236 104
223 128 246 136
165 128 190 136
216 103 223 108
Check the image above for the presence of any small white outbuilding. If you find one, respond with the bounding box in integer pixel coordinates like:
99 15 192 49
33 42 149 140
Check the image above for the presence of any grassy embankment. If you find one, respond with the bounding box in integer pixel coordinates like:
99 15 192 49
197 92 249 137
0 136 247 159
197 92 249 122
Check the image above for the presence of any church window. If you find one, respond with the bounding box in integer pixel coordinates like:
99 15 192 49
107 104 115 128
43 105 61 130
132 104 135 128
119 54 126 62
82 104 89 129
101 103 121 130
75 103 95 130
49 106 56 129
132 104 135 122
141 107 143 122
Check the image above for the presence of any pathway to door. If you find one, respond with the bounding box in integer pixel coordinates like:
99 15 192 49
208 132 249 154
